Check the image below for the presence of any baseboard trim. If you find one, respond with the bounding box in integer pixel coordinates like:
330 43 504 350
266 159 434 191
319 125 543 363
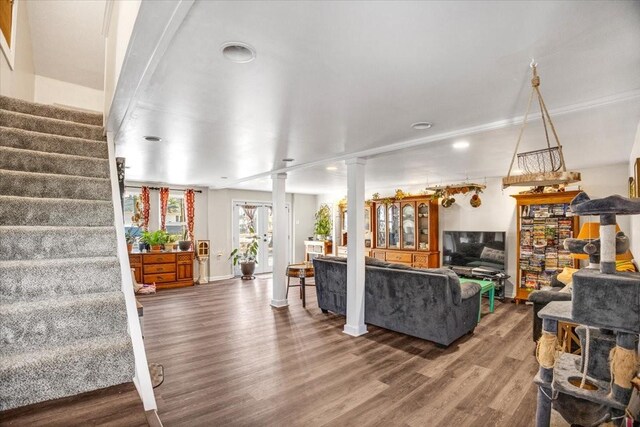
208 274 234 282
270 299 289 308
343 324 368 337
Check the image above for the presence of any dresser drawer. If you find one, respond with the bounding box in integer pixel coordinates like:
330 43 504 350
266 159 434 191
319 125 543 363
177 252 193 264
143 253 176 264
413 254 429 265
144 273 176 283
145 263 176 274
129 255 142 267
385 252 412 263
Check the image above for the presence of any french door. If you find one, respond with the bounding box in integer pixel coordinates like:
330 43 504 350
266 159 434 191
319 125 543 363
232 202 290 275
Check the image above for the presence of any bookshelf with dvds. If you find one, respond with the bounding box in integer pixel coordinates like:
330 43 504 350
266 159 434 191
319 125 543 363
511 191 580 303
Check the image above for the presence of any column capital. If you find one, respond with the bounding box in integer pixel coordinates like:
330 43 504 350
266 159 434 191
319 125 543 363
345 157 367 166
271 172 288 180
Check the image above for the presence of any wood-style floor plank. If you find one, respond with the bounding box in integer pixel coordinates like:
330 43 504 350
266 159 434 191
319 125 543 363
1 275 540 426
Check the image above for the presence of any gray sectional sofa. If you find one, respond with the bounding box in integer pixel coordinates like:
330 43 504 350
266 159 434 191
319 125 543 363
312 256 481 346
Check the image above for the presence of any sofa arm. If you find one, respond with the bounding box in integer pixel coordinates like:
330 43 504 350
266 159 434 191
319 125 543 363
528 288 571 304
460 282 481 300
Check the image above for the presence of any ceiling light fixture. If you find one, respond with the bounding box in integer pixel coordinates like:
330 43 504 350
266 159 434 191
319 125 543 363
282 158 295 162
143 136 162 142
411 122 433 130
326 166 338 171
221 176 228 179
452 140 470 150
221 42 256 63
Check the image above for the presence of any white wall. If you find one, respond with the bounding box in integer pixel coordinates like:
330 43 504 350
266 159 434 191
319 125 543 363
34 75 104 112
628 121 640 259
104 0 141 118
0 1 35 101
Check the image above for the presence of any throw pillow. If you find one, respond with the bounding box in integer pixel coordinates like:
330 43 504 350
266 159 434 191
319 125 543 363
616 260 637 272
557 267 578 286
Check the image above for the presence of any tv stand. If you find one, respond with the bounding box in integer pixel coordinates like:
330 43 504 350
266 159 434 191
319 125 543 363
448 265 509 301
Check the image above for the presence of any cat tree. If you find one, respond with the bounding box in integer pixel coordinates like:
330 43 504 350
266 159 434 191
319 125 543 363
535 193 639 426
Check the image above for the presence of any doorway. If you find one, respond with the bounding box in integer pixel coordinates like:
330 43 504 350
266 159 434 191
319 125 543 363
232 202 290 275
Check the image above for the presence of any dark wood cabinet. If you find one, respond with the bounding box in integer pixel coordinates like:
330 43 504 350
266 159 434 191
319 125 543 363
129 251 194 289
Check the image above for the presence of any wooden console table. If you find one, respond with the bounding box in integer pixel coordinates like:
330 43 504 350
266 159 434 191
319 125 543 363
129 251 194 289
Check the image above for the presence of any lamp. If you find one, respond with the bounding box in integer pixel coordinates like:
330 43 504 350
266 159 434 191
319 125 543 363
571 222 632 267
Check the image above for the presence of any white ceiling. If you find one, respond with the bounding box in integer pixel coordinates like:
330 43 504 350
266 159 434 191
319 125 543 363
27 0 106 90
115 1 640 194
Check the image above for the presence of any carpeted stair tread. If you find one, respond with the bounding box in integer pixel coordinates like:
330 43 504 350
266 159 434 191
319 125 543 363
0 257 121 303
0 169 112 200
0 334 134 411
0 146 109 178
0 109 104 141
0 226 118 260
1 291 129 355
0 95 102 126
0 195 114 227
0 126 108 159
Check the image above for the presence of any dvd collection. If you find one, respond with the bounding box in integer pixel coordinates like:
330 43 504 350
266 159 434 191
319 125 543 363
519 203 574 290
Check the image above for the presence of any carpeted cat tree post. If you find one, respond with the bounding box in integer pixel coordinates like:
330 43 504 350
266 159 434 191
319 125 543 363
535 193 639 426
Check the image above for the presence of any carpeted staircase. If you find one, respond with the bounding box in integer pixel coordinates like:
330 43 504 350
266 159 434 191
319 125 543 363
0 95 135 411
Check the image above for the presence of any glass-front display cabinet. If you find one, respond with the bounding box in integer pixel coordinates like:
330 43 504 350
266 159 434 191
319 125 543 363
372 196 439 268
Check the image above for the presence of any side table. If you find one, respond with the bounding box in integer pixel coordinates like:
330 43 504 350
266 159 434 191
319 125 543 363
459 277 495 322
286 263 315 308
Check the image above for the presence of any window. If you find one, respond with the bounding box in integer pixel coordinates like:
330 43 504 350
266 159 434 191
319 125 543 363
123 191 142 237
165 193 186 239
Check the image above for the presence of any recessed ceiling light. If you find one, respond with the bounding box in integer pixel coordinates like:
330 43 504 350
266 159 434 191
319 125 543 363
221 176 228 179
452 140 470 150
282 158 295 162
143 136 162 142
221 42 256 63
411 122 433 130
326 166 338 171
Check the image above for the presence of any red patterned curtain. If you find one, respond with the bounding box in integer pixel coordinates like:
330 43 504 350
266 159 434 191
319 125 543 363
185 189 195 242
159 187 170 231
140 186 150 231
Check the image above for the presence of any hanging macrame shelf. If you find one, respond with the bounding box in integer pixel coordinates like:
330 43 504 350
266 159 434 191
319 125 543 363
502 63 581 189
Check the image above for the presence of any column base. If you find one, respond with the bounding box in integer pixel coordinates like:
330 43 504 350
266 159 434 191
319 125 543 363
343 324 368 337
270 299 289 308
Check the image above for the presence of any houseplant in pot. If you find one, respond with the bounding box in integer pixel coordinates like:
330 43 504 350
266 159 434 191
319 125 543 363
178 229 192 251
140 230 169 252
229 227 259 279
125 229 137 252
314 204 332 241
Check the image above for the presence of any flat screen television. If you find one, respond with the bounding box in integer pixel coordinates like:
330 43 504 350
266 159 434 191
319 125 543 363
442 231 507 272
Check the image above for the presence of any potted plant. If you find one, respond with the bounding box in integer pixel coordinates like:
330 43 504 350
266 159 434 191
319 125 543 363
178 229 192 251
229 227 259 279
314 204 332 241
165 234 180 251
141 230 169 252
125 228 137 252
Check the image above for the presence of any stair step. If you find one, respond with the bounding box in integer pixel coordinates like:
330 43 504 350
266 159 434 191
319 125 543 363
0 109 104 141
0 126 108 159
0 146 109 178
0 257 122 303
0 226 118 260
0 95 102 126
0 196 114 227
0 169 112 200
1 291 129 355
0 334 134 411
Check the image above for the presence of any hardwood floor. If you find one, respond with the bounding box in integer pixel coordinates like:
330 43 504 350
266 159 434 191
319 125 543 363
1 276 540 426
143 275 538 426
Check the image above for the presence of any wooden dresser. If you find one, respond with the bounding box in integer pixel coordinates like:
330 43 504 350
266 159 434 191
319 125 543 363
129 251 195 289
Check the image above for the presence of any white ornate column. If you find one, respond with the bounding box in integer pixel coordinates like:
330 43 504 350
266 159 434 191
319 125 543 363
343 158 368 336
271 173 289 308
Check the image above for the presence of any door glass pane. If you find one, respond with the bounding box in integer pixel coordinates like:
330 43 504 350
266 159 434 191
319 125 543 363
376 204 386 248
238 205 258 259
388 204 400 248
265 206 273 268
402 204 415 249
418 203 429 250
